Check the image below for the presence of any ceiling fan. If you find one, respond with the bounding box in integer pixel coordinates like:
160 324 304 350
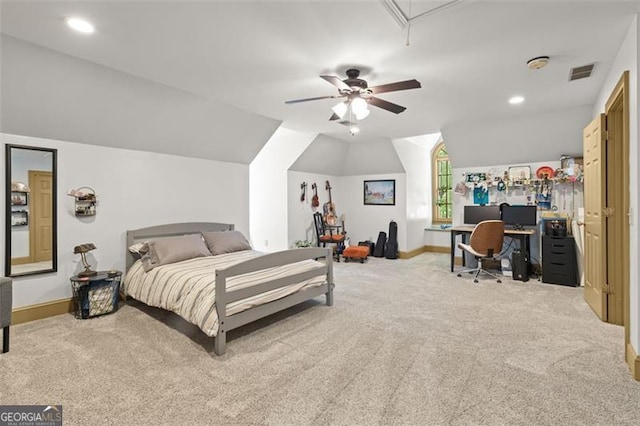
285 69 421 123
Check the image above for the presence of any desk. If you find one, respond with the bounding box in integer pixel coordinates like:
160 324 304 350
449 226 535 272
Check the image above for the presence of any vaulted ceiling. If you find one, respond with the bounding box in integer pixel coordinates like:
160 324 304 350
1 1 638 163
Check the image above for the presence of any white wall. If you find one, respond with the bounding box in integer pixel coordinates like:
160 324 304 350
1 133 250 309
393 134 440 252
424 229 450 248
592 15 639 353
338 174 407 251
250 127 316 252
287 171 339 247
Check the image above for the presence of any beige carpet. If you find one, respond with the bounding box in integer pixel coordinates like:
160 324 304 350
1 253 639 425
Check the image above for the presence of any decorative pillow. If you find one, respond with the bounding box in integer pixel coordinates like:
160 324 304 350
128 242 148 259
202 230 252 256
140 234 211 272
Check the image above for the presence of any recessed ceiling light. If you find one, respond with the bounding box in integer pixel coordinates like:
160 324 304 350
66 17 95 34
509 96 525 105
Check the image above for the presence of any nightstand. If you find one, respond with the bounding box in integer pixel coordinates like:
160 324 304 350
70 270 122 319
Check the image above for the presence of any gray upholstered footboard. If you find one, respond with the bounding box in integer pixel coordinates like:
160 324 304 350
214 247 333 356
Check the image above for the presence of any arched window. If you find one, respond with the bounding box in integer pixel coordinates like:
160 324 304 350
432 142 452 224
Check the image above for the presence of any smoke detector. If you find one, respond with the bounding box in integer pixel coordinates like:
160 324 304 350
527 56 550 70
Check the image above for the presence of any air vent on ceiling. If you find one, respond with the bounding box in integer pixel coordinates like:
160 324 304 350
569 63 595 81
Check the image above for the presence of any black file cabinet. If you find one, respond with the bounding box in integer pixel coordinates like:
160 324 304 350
542 236 578 286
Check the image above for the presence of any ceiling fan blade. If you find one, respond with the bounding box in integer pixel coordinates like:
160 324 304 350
285 95 341 104
369 79 421 95
329 113 341 121
368 97 407 114
320 75 351 92
337 120 356 127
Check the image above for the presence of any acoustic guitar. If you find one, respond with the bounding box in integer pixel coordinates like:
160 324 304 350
311 183 319 207
300 182 307 202
324 180 337 225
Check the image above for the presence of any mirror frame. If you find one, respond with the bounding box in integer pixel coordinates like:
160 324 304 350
5 144 58 277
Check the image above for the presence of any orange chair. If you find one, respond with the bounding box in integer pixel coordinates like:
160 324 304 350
313 212 345 260
457 220 505 283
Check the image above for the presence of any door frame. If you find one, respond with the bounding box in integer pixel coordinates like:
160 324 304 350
603 71 634 378
605 71 629 327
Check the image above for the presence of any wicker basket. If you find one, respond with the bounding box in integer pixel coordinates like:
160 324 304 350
71 275 120 319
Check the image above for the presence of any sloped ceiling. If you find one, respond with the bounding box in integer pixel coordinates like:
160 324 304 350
1 0 637 148
443 105 592 168
341 139 406 176
0 0 640 169
289 134 350 176
0 35 281 164
291 135 405 176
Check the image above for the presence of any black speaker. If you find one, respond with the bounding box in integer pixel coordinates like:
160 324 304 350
512 250 529 282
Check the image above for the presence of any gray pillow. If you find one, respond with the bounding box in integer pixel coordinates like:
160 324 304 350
140 234 211 272
202 230 252 256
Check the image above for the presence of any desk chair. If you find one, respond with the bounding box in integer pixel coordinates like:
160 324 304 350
313 212 345 260
457 220 505 283
0 277 12 353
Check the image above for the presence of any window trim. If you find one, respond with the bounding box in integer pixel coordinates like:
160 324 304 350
431 141 452 224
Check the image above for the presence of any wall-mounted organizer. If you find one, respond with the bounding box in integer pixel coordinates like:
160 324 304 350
69 187 97 217
456 157 584 215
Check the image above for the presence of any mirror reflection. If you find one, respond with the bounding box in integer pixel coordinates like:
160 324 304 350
5 144 57 277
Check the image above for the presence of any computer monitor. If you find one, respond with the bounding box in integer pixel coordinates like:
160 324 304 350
463 205 501 225
501 205 538 228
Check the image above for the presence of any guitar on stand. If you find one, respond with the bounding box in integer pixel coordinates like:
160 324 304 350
323 180 344 260
311 183 319 207
323 180 337 225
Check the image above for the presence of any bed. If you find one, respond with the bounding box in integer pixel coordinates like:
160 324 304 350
123 222 334 355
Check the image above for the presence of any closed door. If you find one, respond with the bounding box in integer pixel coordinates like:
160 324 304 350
583 115 607 320
29 170 53 262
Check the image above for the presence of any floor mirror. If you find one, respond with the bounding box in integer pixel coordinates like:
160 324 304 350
5 144 57 277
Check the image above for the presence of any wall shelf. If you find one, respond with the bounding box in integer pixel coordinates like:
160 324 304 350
69 187 97 217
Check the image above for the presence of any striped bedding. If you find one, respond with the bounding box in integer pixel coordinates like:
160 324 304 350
123 250 327 336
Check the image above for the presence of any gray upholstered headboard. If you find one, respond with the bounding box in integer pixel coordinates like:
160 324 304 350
125 222 234 272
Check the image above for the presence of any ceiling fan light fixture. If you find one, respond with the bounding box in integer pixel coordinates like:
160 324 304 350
331 101 348 119
351 97 369 117
354 108 370 120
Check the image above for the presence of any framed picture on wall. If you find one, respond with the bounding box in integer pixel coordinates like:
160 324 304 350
364 179 395 205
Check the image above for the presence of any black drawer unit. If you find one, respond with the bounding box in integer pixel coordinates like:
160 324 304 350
542 236 578 286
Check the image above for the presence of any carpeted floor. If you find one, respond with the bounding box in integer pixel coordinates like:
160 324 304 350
1 253 639 425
